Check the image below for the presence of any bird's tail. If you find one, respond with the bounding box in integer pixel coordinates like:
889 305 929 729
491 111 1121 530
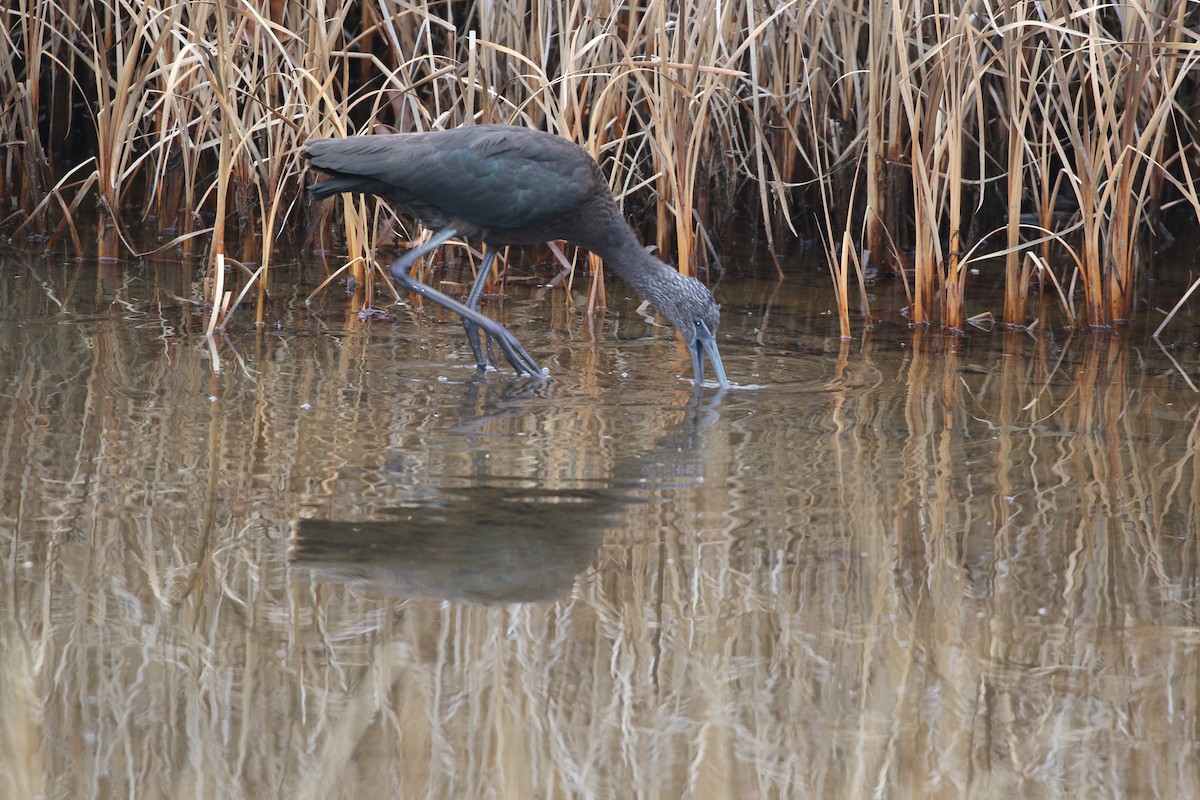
304 138 382 200
307 177 368 201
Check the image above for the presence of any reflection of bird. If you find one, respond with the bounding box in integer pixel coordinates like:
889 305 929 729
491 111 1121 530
294 486 615 604
305 125 728 387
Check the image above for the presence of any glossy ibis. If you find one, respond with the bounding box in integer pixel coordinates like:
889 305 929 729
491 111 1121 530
305 125 728 388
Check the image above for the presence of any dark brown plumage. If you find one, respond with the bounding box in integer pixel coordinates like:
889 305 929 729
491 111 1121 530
305 125 727 387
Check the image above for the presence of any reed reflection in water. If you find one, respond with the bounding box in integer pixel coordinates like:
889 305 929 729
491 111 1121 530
0 259 1198 798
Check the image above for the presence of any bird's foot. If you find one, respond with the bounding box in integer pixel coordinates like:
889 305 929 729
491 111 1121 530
489 327 545 379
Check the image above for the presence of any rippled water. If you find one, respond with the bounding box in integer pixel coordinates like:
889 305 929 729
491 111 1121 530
2 250 1199 798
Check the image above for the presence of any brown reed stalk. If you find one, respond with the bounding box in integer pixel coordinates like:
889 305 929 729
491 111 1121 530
996 1 1038 327
2 0 53 218
864 0 904 276
889 2 936 325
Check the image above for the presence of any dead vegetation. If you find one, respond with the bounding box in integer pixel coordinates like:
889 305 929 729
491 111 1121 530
2 0 1198 333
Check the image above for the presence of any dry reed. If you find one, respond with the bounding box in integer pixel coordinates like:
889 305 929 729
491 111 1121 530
1 0 1198 335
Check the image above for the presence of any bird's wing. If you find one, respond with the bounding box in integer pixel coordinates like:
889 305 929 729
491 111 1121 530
372 128 599 231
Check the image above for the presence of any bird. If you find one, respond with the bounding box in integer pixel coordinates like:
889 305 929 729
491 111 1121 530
304 125 728 388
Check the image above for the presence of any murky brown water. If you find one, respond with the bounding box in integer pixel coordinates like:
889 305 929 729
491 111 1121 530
2 250 1199 798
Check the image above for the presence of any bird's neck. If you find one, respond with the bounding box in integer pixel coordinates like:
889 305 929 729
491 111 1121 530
593 219 678 305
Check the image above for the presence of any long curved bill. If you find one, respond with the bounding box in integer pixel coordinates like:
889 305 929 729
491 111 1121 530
690 320 729 389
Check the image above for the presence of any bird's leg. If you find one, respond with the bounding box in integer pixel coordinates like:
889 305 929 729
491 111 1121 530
461 248 497 369
389 226 460 282
389 228 543 378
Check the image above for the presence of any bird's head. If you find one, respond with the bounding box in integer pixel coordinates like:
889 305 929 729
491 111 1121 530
655 273 729 389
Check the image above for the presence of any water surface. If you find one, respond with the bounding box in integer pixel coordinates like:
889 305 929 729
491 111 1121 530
1 252 1198 798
